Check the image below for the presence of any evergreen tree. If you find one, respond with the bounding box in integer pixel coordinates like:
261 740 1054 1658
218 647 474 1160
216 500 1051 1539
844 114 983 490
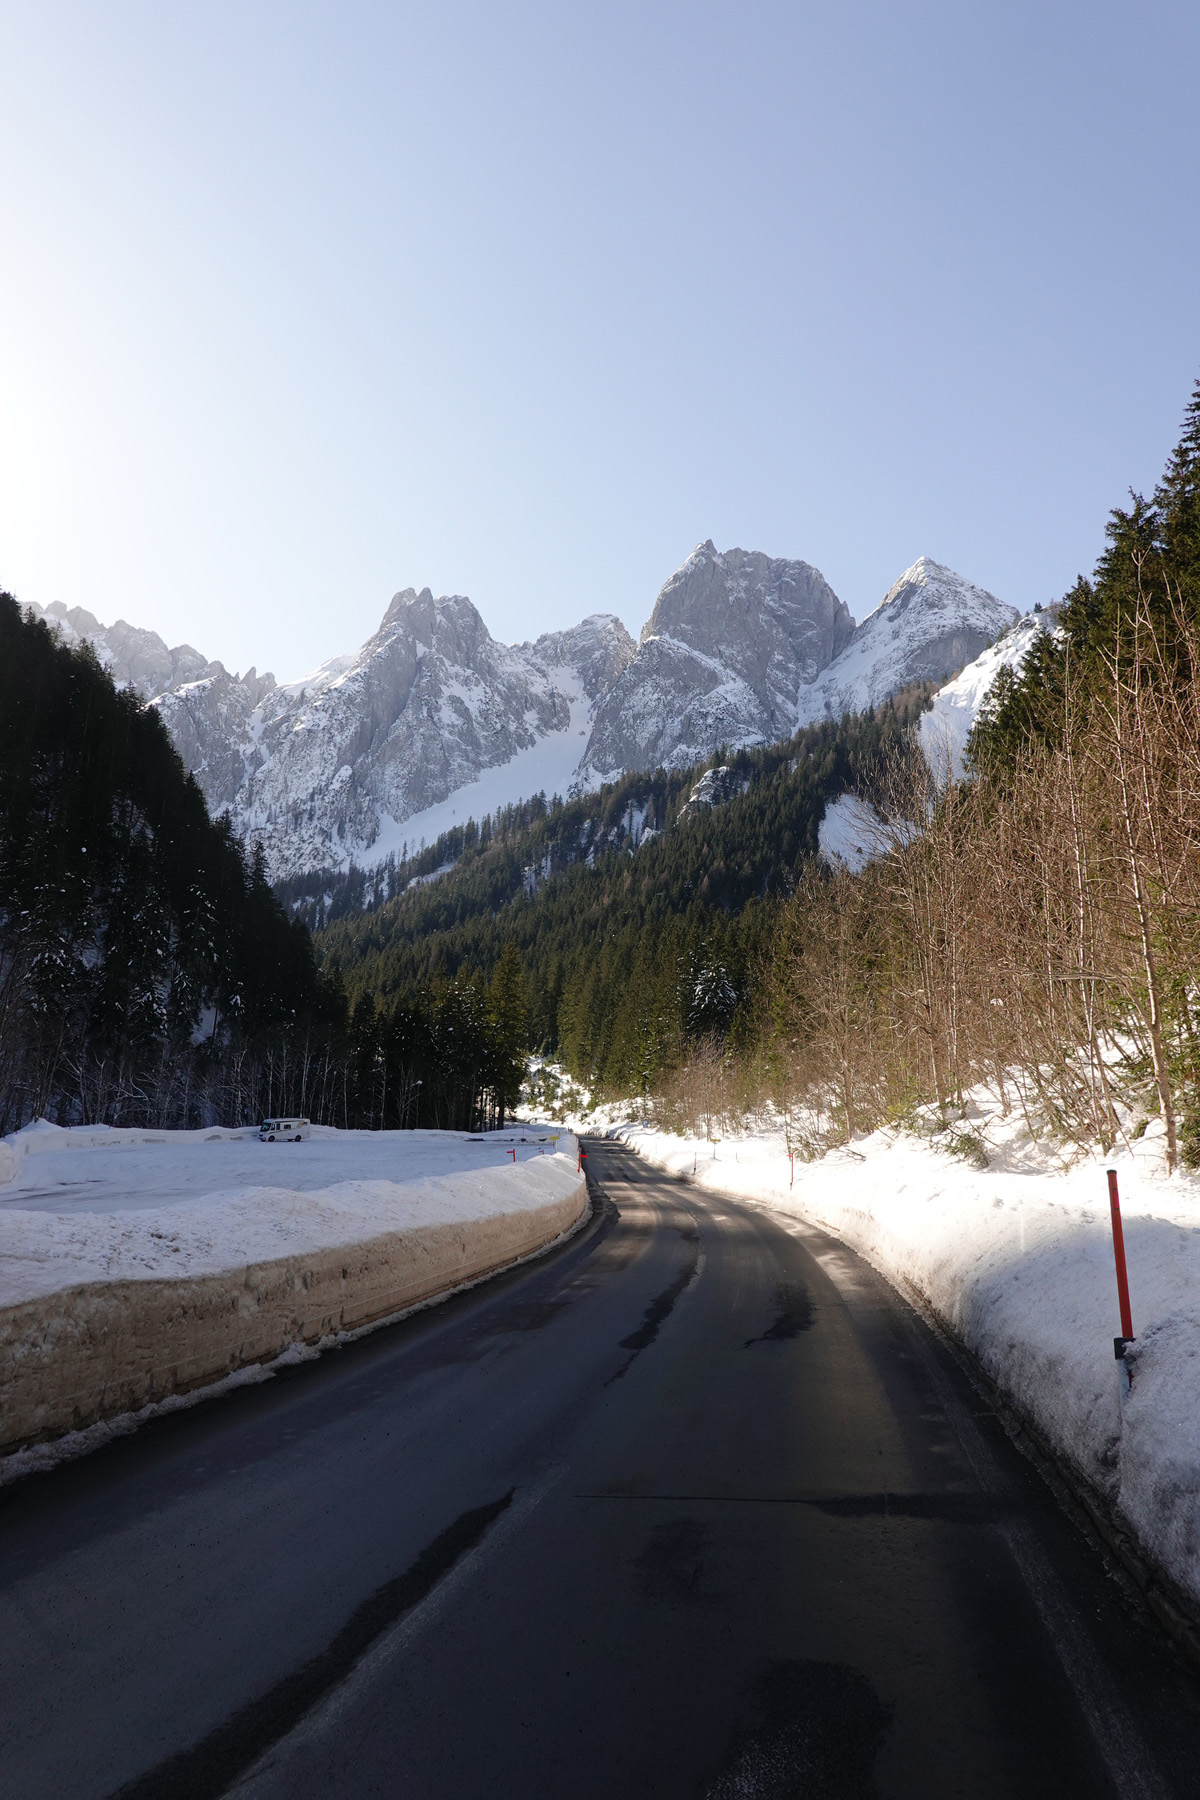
487 943 528 1126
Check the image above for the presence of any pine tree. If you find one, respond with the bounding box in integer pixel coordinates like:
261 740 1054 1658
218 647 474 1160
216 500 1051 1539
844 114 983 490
488 943 528 1126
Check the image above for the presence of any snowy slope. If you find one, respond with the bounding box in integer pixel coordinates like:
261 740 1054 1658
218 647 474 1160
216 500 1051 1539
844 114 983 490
364 667 594 861
796 557 1018 725
815 607 1054 867
918 607 1056 779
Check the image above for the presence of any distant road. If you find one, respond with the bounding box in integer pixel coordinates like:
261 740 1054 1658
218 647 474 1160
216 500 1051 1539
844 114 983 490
3 1140 1200 1798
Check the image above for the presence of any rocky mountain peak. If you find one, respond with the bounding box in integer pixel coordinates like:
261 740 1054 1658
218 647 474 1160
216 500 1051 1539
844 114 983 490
577 544 855 785
640 542 852 673
376 587 494 663
521 614 637 700
867 556 996 624
111 584 639 878
795 557 1018 725
24 600 222 700
28 541 1014 884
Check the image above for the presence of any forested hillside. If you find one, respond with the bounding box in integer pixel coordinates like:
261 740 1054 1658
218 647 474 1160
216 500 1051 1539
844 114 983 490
0 599 525 1135
314 377 1200 1163
316 691 932 1099
757 380 1200 1168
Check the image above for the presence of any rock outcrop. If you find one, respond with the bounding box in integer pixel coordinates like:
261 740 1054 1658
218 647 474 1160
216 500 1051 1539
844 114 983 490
577 543 854 784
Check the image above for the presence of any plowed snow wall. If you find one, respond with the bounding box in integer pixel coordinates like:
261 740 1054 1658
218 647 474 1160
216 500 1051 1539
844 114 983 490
0 1181 585 1454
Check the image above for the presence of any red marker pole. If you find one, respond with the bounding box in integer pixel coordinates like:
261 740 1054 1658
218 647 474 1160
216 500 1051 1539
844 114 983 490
1107 1169 1134 1358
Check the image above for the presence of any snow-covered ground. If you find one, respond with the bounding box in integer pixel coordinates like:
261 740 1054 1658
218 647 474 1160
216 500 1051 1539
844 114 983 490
0 1119 571 1216
600 1092 1200 1610
817 793 894 873
0 1121 583 1467
0 1121 578 1310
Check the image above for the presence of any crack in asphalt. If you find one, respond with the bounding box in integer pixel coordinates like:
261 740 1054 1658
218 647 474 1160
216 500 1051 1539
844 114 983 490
107 1491 515 1800
606 1217 701 1383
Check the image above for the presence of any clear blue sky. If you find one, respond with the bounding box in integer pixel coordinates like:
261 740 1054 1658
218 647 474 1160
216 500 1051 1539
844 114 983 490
2 0 1198 681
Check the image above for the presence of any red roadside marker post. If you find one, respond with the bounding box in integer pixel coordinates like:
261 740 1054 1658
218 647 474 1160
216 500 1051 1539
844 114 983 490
578 1148 586 1172
1107 1168 1135 1372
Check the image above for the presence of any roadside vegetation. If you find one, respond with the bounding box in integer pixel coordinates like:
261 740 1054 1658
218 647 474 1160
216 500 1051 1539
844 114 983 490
667 381 1200 1167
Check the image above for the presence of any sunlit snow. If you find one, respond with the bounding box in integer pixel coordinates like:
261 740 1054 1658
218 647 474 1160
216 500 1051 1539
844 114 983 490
367 674 597 861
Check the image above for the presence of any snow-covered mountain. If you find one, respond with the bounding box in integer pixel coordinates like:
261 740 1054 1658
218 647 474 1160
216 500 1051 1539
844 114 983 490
163 595 635 879
22 601 229 696
795 557 1018 726
819 604 1059 873
576 543 854 785
575 548 1015 782
23 592 635 880
23 546 1017 882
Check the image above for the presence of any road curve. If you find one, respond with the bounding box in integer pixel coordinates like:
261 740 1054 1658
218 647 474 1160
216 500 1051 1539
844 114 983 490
2 1138 1200 1799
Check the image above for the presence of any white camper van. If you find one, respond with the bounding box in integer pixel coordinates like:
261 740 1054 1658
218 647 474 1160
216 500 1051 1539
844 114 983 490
258 1117 311 1142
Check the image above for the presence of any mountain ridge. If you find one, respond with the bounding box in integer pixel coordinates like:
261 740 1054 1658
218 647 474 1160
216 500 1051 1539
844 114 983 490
21 545 1015 881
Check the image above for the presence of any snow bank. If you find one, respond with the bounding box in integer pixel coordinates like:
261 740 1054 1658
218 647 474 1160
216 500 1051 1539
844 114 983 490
0 1118 574 1213
0 1126 584 1456
608 1098 1200 1609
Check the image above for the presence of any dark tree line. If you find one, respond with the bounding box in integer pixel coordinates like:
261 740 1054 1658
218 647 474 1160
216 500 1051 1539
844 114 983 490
0 598 525 1135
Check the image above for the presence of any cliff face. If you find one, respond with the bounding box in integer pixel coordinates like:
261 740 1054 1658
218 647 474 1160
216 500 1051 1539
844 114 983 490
577 543 854 784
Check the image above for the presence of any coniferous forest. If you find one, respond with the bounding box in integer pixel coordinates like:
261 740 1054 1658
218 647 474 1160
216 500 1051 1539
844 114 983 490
0 598 526 1135
313 693 931 1100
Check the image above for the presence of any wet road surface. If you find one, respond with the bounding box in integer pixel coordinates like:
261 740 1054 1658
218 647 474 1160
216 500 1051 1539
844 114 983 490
3 1138 1200 1798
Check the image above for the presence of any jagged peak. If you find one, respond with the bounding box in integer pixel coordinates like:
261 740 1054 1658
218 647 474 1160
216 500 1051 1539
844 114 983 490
859 557 1010 627
889 554 961 589
377 586 491 644
382 585 433 619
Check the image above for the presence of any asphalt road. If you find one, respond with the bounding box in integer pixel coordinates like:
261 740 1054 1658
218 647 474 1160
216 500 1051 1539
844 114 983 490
3 1138 1200 1799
